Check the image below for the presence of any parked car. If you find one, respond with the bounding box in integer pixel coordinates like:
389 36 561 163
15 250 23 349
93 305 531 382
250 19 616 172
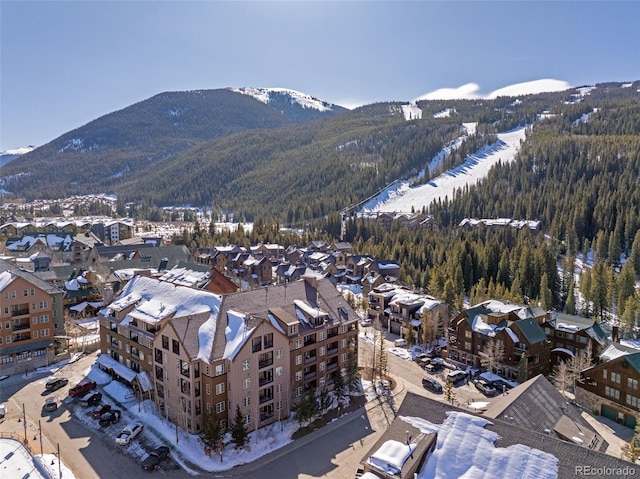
79 391 102 407
0 404 6 419
422 377 443 393
45 378 69 392
99 409 122 426
425 362 444 373
44 397 59 412
91 404 112 418
446 370 468 386
116 422 143 445
474 379 498 397
491 379 514 393
69 379 97 397
393 338 407 347
414 353 429 364
140 445 170 471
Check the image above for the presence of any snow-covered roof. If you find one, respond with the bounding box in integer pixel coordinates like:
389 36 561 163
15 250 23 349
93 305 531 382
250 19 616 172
223 310 255 361
367 439 417 476
294 299 328 320
97 353 137 382
404 411 558 478
0 271 15 292
551 347 575 357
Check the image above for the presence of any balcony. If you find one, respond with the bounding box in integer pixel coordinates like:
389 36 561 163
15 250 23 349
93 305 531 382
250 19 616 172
260 411 274 422
110 340 120 350
304 354 317 365
327 362 338 372
304 370 316 381
11 307 30 317
259 358 273 369
259 373 273 387
13 322 30 331
13 333 32 343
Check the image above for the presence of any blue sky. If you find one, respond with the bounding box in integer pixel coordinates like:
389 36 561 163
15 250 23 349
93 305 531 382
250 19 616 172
1 1 638 150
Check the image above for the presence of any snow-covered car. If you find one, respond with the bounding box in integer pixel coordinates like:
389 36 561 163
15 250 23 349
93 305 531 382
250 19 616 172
116 422 143 445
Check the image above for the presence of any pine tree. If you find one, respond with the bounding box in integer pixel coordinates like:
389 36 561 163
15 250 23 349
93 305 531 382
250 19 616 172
333 370 346 406
377 335 388 380
345 346 360 393
231 405 248 449
200 411 225 456
622 416 640 463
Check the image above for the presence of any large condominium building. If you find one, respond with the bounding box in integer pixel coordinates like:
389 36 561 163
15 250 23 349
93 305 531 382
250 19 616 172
0 259 64 374
98 274 359 434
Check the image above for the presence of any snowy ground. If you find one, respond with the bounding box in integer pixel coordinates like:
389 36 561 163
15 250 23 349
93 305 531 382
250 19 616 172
360 126 527 214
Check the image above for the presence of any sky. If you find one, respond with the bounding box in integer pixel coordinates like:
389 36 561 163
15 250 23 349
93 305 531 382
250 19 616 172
1 1 639 150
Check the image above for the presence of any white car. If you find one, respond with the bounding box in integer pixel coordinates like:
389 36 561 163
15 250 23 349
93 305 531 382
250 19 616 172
115 422 143 445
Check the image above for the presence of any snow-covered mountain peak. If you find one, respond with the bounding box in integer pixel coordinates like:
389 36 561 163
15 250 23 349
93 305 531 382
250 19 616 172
0 146 35 167
229 87 336 112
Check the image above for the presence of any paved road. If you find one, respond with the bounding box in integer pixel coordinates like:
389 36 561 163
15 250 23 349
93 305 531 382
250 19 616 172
0 334 495 479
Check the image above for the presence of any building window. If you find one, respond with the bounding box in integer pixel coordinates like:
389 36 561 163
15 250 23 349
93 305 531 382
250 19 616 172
603 369 608 380
605 386 620 400
216 401 226 413
243 396 251 407
172 339 180 355
30 289 35 296
295 371 302 381
628 378 638 391
296 387 302 397
628 394 640 409
289 325 297 335
42 329 50 337
39 300 47 308
319 331 325 341
319 377 325 387
162 335 169 350
242 359 250 371
216 382 225 395
32 317 38 325
295 339 302 349
205 384 211 395
276 366 283 377
276 349 282 360
244 414 252 426
263 333 273 349
23 289 28 297
340 353 346 363
40 315 49 323
206 402 211 414
243 377 251 389
319 361 325 371
295 355 302 365
464 342 471 351
252 337 262 353
215 364 224 376
611 372 621 385
319 346 325 356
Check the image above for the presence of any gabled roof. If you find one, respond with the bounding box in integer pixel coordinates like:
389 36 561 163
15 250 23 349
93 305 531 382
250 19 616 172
549 312 607 345
483 375 606 452
513 317 547 345
0 259 63 295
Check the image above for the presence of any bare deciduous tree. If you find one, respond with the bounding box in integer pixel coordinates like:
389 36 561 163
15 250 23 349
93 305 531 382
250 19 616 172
479 338 504 375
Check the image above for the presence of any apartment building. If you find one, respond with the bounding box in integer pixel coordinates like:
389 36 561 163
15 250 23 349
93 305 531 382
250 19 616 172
0 259 64 374
99 273 359 435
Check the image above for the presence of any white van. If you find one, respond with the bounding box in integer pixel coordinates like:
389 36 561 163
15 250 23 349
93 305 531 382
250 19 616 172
393 338 407 347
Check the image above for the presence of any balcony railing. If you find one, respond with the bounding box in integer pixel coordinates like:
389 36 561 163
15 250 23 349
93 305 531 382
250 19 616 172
304 355 317 364
11 308 30 317
259 358 273 369
13 334 32 343
260 411 274 422
13 322 30 331
327 362 338 371
259 394 273 404
304 371 316 380
259 376 273 387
